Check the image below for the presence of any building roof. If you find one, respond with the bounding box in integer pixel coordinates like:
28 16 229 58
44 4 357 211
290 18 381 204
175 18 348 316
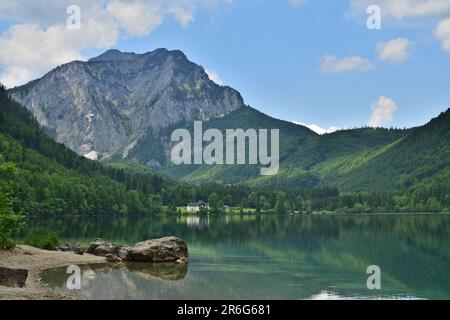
187 200 209 207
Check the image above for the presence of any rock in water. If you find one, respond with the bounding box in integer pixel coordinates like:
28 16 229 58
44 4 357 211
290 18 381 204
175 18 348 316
119 237 189 263
86 239 124 257
86 237 188 263
0 267 28 288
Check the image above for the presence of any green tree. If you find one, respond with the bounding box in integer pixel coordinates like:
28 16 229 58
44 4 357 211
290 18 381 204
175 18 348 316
0 159 25 248
208 192 220 209
275 191 287 214
260 195 272 212
0 191 25 249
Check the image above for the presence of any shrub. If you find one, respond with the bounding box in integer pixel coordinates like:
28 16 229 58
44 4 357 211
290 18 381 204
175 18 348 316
0 191 25 249
24 230 59 250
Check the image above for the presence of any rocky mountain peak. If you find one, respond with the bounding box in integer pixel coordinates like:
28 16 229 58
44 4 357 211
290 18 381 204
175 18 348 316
9 49 245 162
88 49 138 62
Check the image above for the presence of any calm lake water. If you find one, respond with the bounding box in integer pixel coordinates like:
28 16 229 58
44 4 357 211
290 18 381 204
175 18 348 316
31 214 450 300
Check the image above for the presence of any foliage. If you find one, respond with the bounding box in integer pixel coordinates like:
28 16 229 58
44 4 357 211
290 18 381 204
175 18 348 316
0 86 164 216
0 157 25 249
0 190 25 249
163 106 450 199
1 84 449 215
24 229 59 250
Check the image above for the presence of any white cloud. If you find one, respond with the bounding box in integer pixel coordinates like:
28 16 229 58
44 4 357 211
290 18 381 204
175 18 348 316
0 0 222 88
367 96 399 127
205 69 223 85
376 38 412 64
319 55 374 74
348 0 450 20
289 0 307 7
168 5 195 26
294 122 341 135
106 1 164 36
0 0 99 26
435 18 450 53
348 1 450 55
0 19 118 88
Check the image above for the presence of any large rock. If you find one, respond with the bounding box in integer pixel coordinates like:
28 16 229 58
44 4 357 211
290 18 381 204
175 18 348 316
0 267 28 288
86 239 124 257
86 237 188 263
57 242 83 255
119 237 188 263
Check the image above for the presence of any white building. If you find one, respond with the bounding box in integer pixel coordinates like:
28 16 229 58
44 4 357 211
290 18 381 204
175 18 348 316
186 200 210 213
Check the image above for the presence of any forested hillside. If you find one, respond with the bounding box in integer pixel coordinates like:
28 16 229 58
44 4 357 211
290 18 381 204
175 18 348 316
0 85 165 216
166 106 450 199
0 87 324 216
1 84 449 216
161 106 317 181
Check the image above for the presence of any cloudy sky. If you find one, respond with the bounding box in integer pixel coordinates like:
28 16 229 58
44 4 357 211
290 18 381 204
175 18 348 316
1 0 450 132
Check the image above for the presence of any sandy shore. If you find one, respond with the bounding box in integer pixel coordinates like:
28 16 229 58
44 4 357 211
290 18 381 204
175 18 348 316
0 245 105 300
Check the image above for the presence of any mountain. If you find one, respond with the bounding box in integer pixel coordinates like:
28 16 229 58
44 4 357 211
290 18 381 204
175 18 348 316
327 109 450 192
9 48 244 162
7 48 450 195
2 82 449 214
160 106 318 181
119 104 318 170
0 86 338 216
177 109 450 194
0 85 166 216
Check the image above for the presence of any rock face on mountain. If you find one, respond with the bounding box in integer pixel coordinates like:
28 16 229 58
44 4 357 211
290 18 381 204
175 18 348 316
9 48 244 162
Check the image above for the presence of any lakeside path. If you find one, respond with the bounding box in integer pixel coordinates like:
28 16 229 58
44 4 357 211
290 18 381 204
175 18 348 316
0 245 106 300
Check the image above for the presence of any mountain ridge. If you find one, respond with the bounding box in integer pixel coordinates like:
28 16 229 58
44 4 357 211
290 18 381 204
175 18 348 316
9 48 245 161
6 48 450 194
167 107 449 193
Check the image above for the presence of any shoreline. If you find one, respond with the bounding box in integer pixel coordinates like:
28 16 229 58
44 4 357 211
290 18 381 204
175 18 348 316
22 212 450 220
0 245 106 300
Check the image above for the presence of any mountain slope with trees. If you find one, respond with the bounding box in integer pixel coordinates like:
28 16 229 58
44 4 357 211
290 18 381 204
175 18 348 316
3 48 449 212
0 85 165 216
168 107 449 198
1 83 449 225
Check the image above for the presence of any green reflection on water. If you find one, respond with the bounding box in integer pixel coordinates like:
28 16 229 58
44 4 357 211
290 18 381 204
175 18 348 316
34 214 450 300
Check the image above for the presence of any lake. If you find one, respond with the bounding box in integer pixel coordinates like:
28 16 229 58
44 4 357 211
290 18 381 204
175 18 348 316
31 213 450 300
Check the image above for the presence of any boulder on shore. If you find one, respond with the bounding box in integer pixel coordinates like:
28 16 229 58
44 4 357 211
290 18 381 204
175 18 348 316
57 242 83 255
0 267 28 288
86 239 124 257
119 237 189 262
86 237 188 263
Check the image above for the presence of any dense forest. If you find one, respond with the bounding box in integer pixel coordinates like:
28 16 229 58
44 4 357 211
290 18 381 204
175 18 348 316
0 85 165 217
0 82 449 235
162 105 450 196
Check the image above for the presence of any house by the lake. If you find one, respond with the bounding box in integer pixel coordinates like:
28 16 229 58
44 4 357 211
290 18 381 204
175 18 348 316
186 200 210 213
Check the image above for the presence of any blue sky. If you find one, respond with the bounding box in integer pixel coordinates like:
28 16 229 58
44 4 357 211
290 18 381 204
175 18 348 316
1 0 450 131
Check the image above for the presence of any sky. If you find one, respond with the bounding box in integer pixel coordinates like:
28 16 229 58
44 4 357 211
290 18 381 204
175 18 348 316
1 0 450 133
